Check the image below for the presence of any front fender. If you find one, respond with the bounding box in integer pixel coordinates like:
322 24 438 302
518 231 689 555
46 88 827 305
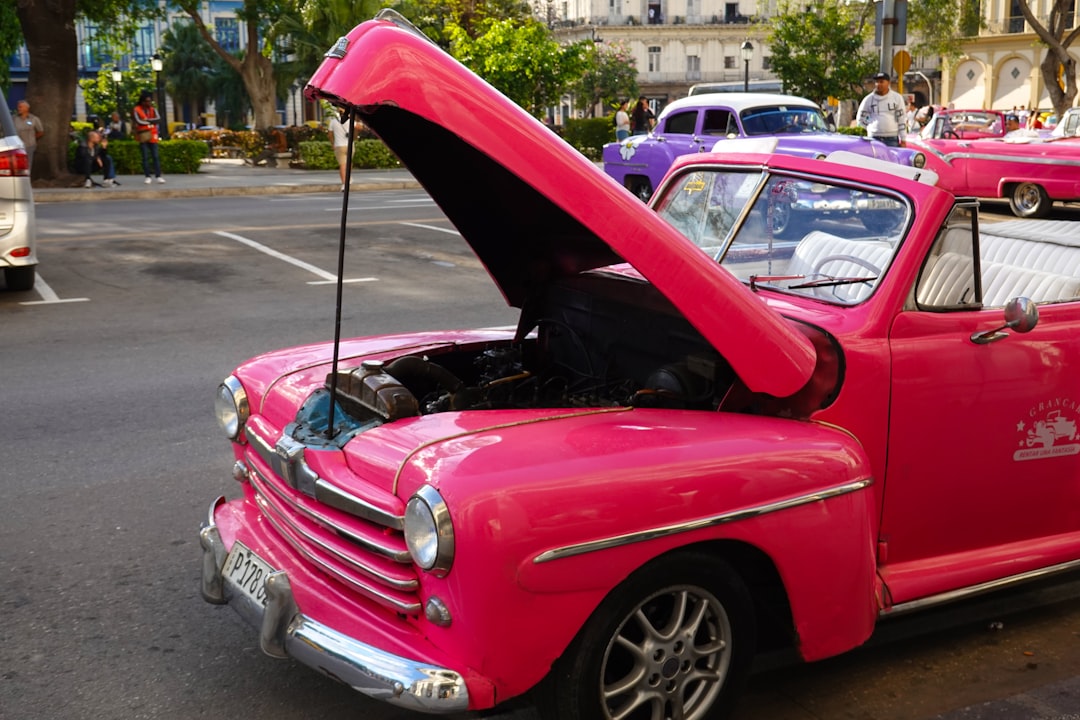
397 410 877 701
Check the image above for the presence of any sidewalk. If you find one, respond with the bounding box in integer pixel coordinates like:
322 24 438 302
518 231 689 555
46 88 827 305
32 158 421 203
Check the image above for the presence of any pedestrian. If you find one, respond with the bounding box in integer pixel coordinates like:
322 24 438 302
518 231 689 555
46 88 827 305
105 110 128 140
614 100 631 141
630 96 651 135
14 100 44 170
328 111 351 191
905 100 919 134
75 130 117 188
857 72 906 147
132 91 165 184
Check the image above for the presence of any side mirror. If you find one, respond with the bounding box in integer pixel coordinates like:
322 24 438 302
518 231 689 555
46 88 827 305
971 297 1039 345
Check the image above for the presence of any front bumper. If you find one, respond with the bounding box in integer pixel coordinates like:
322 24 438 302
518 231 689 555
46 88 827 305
198 497 470 714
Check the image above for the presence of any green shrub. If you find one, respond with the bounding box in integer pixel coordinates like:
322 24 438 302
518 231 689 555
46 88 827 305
297 139 401 170
836 125 866 136
563 117 614 161
68 138 209 175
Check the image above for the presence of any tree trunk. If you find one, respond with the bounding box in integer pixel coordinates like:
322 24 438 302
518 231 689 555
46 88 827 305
16 0 79 183
1041 49 1077 118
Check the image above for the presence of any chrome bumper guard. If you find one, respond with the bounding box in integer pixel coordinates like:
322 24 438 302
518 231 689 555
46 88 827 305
199 499 469 714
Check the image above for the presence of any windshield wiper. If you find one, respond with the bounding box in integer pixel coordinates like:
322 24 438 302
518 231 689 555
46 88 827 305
789 276 877 289
749 274 805 291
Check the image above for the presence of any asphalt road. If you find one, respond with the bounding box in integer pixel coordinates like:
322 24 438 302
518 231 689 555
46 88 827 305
3 190 1080 720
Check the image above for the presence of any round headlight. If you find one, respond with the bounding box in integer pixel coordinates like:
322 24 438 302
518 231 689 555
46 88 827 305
404 485 454 575
912 152 926 168
215 376 249 440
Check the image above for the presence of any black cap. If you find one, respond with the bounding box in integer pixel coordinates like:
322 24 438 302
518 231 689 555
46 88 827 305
873 72 890 81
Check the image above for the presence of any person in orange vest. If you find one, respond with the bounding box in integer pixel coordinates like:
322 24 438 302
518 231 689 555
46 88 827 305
132 91 165 184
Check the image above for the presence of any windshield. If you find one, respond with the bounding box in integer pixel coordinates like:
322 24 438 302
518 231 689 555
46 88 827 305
740 106 829 135
653 166 910 304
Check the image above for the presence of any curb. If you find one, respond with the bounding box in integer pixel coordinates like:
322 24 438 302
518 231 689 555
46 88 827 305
33 179 423 204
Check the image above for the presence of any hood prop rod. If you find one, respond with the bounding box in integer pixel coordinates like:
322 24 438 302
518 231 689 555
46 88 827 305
325 106 358 440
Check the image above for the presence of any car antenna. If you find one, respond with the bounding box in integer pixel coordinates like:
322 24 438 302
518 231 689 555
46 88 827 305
325 105 357 440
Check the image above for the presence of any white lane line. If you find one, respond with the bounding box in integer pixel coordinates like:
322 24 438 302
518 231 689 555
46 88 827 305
214 230 377 285
18 275 90 305
398 222 460 236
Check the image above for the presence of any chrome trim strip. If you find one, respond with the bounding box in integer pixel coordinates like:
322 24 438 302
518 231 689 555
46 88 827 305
198 530 468 713
533 478 873 564
249 428 405 530
881 557 1080 617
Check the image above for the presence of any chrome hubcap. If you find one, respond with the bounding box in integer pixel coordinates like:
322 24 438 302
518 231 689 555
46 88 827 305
600 586 731 720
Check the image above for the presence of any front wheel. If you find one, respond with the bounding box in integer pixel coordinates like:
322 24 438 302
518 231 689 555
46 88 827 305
539 553 755 720
626 176 653 203
1009 182 1051 218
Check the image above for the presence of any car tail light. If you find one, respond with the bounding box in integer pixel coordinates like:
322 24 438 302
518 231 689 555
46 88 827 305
0 147 29 177
10 247 31 258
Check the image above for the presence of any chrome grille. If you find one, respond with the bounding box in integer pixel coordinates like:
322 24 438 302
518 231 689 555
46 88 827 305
245 424 419 614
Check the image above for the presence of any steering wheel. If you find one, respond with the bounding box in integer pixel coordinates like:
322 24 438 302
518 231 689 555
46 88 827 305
812 253 882 276
942 130 959 139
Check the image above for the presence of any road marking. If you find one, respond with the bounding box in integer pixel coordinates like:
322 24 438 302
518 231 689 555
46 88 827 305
214 230 377 285
18 274 90 305
398 222 460 236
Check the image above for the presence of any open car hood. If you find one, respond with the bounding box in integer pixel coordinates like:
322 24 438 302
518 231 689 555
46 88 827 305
306 12 816 397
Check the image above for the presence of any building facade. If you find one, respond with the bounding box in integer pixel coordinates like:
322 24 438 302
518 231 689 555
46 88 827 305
945 0 1080 113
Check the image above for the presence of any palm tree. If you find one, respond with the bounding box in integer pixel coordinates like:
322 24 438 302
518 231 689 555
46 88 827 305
161 21 218 128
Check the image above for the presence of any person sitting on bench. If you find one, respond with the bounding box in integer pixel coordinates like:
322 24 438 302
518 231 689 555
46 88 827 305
75 130 118 188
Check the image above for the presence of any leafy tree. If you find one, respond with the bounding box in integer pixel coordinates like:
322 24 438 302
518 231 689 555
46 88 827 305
907 0 984 61
446 17 588 117
768 1 877 104
174 0 298 129
396 0 533 46
0 3 22 91
1016 0 1079 116
78 63 155 121
282 0 389 73
13 0 161 181
568 40 639 118
161 21 218 128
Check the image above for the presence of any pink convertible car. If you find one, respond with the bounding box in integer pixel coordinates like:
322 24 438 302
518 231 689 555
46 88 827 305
200 10 1080 720
911 129 1080 217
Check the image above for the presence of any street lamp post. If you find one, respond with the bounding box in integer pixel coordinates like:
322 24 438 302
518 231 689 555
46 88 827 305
151 53 168 139
905 70 934 107
111 66 123 118
740 40 754 92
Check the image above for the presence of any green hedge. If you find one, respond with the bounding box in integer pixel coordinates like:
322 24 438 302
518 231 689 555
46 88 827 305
69 139 209 175
836 126 867 136
297 140 402 170
563 117 615 160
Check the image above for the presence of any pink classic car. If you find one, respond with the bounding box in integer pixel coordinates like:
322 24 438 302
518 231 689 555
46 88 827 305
910 129 1080 217
200 10 1080 720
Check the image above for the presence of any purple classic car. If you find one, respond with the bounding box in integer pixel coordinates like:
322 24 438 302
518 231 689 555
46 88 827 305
603 93 927 203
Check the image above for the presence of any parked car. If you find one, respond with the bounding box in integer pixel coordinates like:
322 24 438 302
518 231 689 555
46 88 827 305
0 88 37 291
909 130 1080 217
602 92 926 201
201 10 1080 720
920 108 1008 139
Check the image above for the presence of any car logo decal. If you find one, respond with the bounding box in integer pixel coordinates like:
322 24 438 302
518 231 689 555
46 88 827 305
1014 399 1080 461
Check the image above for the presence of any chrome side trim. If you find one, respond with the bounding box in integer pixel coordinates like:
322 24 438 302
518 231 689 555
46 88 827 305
881 557 1080 617
199 526 468 713
533 478 873 564
249 429 404 530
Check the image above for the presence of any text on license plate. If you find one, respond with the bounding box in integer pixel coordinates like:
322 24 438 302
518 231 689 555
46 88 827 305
223 541 275 607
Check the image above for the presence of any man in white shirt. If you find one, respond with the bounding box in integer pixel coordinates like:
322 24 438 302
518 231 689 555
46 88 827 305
857 72 907 147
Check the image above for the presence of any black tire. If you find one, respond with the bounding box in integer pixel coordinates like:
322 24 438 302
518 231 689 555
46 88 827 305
860 210 903 235
538 552 755 720
626 177 653 203
769 201 803 238
4 265 36 292
1009 182 1051 218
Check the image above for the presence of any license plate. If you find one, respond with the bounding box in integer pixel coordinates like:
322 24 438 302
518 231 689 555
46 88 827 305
223 541 275 607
